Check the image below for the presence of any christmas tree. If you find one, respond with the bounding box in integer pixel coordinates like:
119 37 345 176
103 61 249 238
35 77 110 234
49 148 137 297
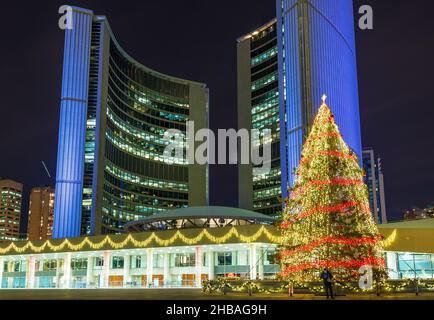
280 96 385 283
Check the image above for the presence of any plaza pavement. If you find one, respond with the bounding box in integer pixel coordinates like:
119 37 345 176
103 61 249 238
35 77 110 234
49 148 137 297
0 289 434 300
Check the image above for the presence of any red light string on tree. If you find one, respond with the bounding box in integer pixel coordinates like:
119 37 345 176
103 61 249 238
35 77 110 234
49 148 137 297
281 256 386 276
300 151 358 165
316 114 336 126
280 235 383 257
291 178 365 198
304 131 342 145
308 178 364 187
280 201 372 228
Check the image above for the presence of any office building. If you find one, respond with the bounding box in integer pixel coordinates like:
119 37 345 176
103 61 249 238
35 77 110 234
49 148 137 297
238 20 281 216
53 7 209 239
362 148 387 224
238 0 363 215
277 0 363 189
0 180 23 242
28 187 55 241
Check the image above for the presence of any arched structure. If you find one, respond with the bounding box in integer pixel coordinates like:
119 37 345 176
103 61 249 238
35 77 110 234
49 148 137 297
124 206 276 232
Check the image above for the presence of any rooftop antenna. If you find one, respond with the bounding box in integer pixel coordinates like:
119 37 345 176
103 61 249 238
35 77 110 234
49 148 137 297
41 161 52 179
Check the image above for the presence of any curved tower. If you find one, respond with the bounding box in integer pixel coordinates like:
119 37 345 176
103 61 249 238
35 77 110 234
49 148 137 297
53 7 208 238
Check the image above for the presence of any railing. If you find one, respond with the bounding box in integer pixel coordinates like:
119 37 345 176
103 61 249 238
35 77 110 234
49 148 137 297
0 279 202 289
79 280 200 289
202 279 434 296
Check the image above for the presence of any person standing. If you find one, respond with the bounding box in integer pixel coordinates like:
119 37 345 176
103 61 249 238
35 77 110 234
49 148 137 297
320 268 334 299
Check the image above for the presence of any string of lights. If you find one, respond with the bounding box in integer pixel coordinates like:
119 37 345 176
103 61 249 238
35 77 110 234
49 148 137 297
0 226 282 255
291 178 365 198
0 224 396 256
300 150 358 166
305 132 342 144
203 278 434 295
280 201 368 228
281 256 386 275
280 236 382 256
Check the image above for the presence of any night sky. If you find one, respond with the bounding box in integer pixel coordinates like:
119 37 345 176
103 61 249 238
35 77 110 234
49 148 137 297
0 0 433 233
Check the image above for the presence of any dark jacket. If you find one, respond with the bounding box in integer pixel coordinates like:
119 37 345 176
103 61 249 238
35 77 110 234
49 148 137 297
320 270 333 285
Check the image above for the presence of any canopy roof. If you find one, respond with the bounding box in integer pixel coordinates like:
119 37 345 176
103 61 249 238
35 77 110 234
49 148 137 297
124 206 276 231
379 218 434 229
378 218 434 254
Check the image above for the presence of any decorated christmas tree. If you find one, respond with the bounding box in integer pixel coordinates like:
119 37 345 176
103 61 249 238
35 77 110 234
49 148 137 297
280 96 385 283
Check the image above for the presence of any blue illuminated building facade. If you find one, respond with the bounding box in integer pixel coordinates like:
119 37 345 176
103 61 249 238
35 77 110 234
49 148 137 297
277 0 362 195
53 7 208 239
238 0 362 215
